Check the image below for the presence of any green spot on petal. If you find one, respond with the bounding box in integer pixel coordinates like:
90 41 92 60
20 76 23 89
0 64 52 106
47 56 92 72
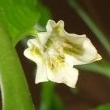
63 41 84 56
45 38 53 48
30 47 41 57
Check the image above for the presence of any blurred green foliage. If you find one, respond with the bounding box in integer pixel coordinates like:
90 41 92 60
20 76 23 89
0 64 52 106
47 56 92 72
91 103 110 110
0 0 51 45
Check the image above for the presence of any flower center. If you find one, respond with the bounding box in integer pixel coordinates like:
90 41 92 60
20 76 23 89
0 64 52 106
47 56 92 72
45 54 65 71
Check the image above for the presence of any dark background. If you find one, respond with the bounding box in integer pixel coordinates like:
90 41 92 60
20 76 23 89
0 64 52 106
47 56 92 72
1 0 110 110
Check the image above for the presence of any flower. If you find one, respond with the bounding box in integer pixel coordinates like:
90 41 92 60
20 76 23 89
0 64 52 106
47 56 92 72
24 20 102 88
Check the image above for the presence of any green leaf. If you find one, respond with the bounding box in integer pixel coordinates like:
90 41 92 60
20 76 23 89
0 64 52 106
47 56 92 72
76 60 110 77
91 103 110 110
0 17 35 110
0 0 51 46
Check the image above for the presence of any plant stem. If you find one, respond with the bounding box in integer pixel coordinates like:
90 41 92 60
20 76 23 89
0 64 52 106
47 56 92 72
77 61 110 77
40 82 55 110
0 18 35 110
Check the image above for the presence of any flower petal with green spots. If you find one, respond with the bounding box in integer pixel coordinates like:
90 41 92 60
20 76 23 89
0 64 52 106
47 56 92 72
24 20 102 88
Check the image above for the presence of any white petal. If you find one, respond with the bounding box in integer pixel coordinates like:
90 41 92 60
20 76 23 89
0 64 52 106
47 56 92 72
24 48 35 62
27 38 41 50
24 48 48 83
57 20 64 28
65 37 102 66
35 61 48 83
46 20 56 31
55 21 87 45
47 47 59 57
24 39 43 61
65 54 85 66
64 32 87 45
37 32 51 46
78 38 102 62
47 64 78 88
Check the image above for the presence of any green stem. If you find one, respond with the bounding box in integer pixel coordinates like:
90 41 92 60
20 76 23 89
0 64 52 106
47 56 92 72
78 60 110 77
68 0 110 54
0 18 35 110
40 83 65 110
40 82 55 110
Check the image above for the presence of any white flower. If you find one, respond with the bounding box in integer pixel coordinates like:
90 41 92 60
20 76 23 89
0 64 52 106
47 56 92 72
24 20 102 88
